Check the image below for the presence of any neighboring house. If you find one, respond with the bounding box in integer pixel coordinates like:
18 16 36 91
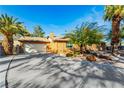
18 33 71 56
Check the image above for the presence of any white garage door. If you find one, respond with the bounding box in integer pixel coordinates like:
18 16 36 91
24 43 46 53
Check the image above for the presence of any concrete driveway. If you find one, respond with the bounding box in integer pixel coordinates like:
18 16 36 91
0 53 124 88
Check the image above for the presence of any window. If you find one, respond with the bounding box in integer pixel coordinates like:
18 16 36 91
66 42 73 48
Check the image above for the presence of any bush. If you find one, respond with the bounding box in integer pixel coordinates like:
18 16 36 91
73 51 80 57
66 52 73 57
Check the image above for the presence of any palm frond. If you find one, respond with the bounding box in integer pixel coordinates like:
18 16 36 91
0 14 30 36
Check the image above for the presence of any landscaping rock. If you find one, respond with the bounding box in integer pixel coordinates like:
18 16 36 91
86 55 97 62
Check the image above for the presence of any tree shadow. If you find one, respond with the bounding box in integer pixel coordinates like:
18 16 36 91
6 53 124 88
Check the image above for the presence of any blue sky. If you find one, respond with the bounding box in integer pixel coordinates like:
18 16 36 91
0 5 110 36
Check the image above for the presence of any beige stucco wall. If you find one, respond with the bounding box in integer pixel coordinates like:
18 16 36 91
47 41 69 55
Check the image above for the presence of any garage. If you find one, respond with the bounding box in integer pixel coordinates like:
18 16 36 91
24 43 47 53
18 37 50 53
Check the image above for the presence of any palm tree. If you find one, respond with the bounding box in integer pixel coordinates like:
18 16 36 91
0 14 29 55
104 5 124 53
65 22 104 54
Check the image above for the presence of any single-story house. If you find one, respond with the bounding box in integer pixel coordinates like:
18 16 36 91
0 33 100 56
18 33 71 55
18 32 100 56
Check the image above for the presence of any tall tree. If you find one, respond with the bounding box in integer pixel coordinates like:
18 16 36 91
65 22 104 54
104 5 124 53
0 14 29 55
32 25 45 37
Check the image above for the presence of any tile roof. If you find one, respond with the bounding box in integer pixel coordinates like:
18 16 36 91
54 37 70 42
18 36 70 42
18 37 50 43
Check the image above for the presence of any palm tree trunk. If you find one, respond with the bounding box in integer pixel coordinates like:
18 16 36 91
111 17 121 54
2 35 13 55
